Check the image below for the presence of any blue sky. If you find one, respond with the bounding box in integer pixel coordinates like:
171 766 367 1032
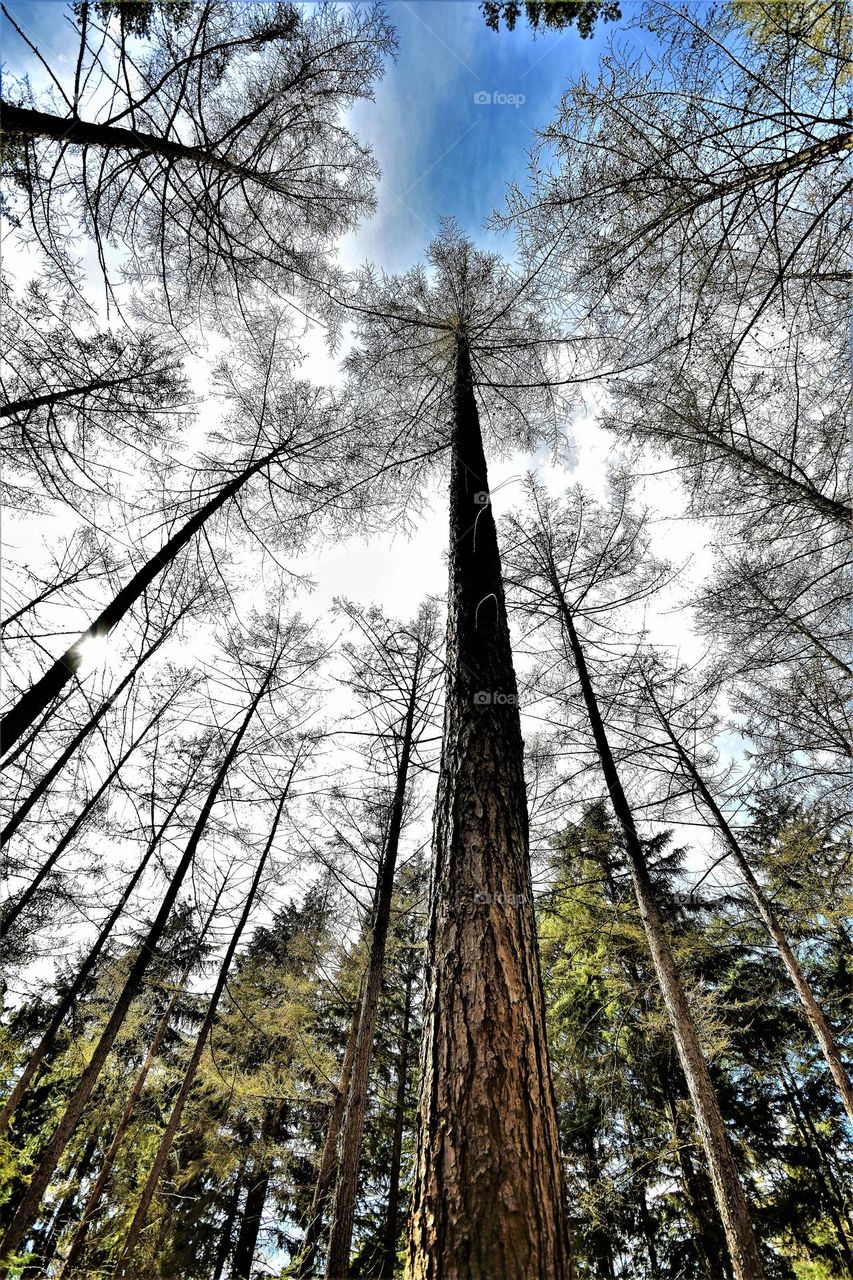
343 0 616 270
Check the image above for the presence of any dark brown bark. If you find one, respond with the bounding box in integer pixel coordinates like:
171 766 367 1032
1 684 177 934
405 337 570 1280
380 968 413 1280
647 682 853 1126
293 979 365 1280
0 668 272 1266
55 882 226 1278
554 594 764 1280
0 446 280 757
113 780 291 1276
325 650 422 1278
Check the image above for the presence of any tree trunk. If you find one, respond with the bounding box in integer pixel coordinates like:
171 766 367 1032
0 756 203 1137
379 969 413 1280
0 102 289 193
55 882 226 1278
0 669 272 1266
0 446 280 756
780 1068 853 1272
406 336 571 1280
1 684 177 933
28 1135 99 1274
555 596 764 1280
658 1065 733 1280
0 623 174 846
293 980 365 1280
0 371 161 420
113 780 291 1276
648 685 853 1126
231 1160 274 1280
212 1170 245 1280
325 652 422 1278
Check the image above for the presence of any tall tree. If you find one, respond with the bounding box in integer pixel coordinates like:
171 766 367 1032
504 483 765 1280
341 227 572 1279
1 1 394 314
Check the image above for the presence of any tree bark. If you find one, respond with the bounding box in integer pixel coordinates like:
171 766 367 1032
554 595 764 1280
405 336 571 1280
113 780 291 1276
0 446 281 757
325 650 422 1278
293 979 365 1280
380 968 413 1280
647 684 853 1126
0 668 273 1266
0 755 202 1137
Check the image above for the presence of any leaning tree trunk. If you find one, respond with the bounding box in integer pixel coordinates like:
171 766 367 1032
0 669 272 1266
0 622 175 848
554 593 765 1280
380 967 413 1280
406 336 571 1280
113 782 290 1276
1 683 178 934
0 756 203 1138
55 881 227 1278
293 977 365 1280
648 686 853 1126
325 652 421 1278
0 445 281 756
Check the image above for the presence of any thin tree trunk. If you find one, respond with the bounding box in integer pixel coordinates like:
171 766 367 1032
212 1170 245 1280
0 372 161 420
0 668 272 1265
647 684 853 1126
779 1067 853 1271
406 337 571 1280
230 1167 271 1280
0 755 202 1137
1 623 173 843
0 102 289 192
1 686 177 934
554 594 764 1280
113 778 292 1276
28 1135 99 1274
379 969 413 1280
0 446 280 756
658 1065 732 1280
293 979 365 1280
325 652 422 1279
55 881 227 1278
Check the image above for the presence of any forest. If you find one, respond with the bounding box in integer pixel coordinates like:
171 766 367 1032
0 0 850 1277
